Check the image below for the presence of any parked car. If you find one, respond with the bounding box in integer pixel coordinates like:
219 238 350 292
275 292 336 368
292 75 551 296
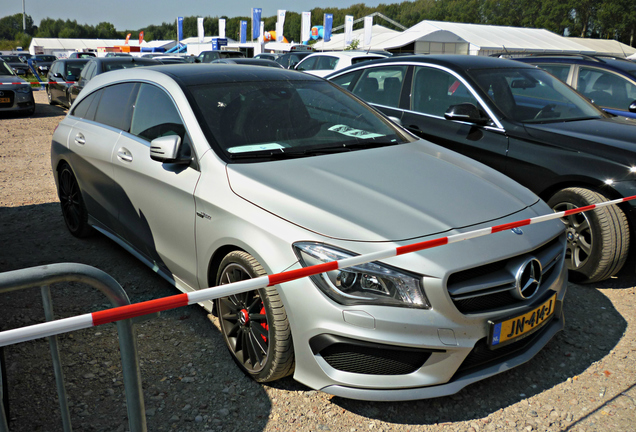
68 56 161 105
31 54 58 74
51 64 567 401
104 52 132 57
295 51 389 77
508 53 636 118
154 56 188 64
253 53 280 61
0 58 35 116
196 50 245 63
274 51 313 69
328 54 636 283
68 52 96 59
210 58 283 68
0 55 30 76
46 58 90 108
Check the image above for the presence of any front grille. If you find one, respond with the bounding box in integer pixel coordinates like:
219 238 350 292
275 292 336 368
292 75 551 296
320 343 431 375
0 90 15 108
447 235 564 314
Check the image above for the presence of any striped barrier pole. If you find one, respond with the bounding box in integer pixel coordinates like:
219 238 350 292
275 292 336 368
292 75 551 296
0 81 76 85
1 194 635 347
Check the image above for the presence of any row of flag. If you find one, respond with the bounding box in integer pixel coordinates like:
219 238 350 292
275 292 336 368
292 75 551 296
176 10 373 46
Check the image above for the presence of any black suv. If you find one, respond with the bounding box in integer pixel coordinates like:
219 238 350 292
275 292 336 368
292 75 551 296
508 53 636 119
328 54 636 283
196 50 245 63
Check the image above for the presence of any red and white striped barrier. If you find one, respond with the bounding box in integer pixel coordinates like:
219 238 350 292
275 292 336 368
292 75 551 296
1 194 635 347
0 81 76 85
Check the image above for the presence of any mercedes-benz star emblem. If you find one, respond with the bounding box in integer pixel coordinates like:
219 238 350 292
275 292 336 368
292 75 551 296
513 258 542 300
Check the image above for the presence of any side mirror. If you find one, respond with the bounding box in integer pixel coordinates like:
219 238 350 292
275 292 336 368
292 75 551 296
444 103 490 126
630 101 636 113
53 72 64 78
150 135 190 164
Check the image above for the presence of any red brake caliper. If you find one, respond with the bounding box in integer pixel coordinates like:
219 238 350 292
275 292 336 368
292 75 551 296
260 304 269 343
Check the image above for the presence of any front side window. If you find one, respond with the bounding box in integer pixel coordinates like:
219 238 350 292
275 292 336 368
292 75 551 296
411 66 481 117
296 56 318 71
577 67 636 110
0 61 15 76
537 64 572 83
188 79 411 161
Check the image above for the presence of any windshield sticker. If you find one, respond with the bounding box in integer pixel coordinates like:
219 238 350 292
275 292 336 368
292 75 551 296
227 143 285 154
328 125 384 139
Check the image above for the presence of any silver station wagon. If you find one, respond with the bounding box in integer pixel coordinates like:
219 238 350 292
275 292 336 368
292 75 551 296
51 64 567 401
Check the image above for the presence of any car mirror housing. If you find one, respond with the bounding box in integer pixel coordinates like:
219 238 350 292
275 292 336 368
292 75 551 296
444 103 490 125
149 135 190 164
629 101 636 113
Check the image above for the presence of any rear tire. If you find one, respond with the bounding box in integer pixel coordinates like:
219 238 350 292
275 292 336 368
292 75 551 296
57 164 93 238
215 251 294 382
548 187 630 283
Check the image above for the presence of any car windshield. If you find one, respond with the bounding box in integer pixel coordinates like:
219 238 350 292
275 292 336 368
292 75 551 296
469 68 604 123
189 79 410 161
0 61 14 76
1 56 22 63
35 55 56 62
103 60 155 71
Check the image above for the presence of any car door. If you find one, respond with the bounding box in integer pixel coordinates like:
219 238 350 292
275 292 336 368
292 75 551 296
400 65 509 170
112 82 201 288
48 61 64 103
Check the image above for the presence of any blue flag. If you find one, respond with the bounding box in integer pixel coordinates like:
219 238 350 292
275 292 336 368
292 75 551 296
252 8 262 40
323 14 333 43
240 20 247 44
177 17 183 43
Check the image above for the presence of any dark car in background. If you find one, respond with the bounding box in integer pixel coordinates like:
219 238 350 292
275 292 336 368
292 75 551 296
68 56 160 105
210 58 283 68
328 54 636 283
31 54 58 74
46 58 91 108
68 52 96 59
509 54 636 118
0 58 35 116
0 55 30 76
196 50 245 63
275 51 313 69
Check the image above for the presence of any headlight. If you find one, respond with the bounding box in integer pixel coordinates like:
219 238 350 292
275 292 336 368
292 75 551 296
293 242 430 309
15 85 31 94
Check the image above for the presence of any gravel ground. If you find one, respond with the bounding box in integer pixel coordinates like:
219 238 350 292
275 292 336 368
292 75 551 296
0 90 635 432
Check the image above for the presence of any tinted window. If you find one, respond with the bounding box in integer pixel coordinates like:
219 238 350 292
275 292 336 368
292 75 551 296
94 83 139 131
71 89 102 120
297 56 318 71
131 84 186 142
350 66 407 108
411 66 480 117
577 67 636 110
536 64 571 83
330 70 362 90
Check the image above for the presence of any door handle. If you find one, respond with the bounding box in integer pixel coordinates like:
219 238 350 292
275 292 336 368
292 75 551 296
74 133 85 145
117 147 133 162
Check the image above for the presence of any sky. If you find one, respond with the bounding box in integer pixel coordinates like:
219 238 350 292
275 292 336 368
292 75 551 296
5 0 387 31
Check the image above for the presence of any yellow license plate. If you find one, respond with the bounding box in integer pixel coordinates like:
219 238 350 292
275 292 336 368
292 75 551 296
489 293 557 349
0 97 9 103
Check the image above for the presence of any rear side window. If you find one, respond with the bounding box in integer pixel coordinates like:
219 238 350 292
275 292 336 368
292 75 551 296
93 83 139 131
71 89 102 120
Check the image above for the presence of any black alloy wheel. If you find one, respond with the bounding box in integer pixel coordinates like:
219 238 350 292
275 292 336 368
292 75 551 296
215 251 294 382
58 164 92 238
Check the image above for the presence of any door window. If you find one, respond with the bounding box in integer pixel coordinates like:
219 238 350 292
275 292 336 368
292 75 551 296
577 67 636 110
537 64 571 83
411 66 480 117
94 83 139 131
350 66 407 108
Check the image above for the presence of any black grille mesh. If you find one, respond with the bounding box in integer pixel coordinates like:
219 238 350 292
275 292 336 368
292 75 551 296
320 343 431 375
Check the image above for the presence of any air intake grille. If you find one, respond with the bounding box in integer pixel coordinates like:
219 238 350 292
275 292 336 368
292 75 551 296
319 343 431 375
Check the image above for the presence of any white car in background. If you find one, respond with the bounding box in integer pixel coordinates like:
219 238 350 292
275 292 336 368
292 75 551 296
295 51 390 77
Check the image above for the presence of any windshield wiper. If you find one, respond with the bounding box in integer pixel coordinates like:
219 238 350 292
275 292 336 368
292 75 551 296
227 140 400 160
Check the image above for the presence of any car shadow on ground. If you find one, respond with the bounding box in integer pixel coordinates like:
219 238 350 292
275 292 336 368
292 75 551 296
325 281 625 425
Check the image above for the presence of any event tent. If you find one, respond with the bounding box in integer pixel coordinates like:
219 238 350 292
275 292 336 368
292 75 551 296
566 37 636 58
28 38 175 56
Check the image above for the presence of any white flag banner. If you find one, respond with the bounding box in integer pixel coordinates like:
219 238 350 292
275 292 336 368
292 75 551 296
198 17 204 43
345 15 354 45
219 19 226 38
277 10 286 42
259 21 264 43
364 16 373 46
301 11 311 43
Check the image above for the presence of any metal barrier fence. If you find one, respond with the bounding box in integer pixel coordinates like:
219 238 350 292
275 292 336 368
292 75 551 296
0 263 147 432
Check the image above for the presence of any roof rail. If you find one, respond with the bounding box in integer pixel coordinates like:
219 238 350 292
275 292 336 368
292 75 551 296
490 52 608 63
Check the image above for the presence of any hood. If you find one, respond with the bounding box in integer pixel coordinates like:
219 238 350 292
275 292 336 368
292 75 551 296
523 117 636 159
226 141 540 242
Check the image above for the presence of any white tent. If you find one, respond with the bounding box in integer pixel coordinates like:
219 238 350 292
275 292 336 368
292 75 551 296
312 25 399 51
314 20 594 56
566 37 636 58
28 38 175 56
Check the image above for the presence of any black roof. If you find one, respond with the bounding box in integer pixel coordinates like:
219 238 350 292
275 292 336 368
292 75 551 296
145 64 322 86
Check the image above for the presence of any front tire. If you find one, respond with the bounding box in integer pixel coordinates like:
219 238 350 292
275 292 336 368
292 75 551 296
548 187 630 283
215 251 294 382
46 87 55 105
57 164 92 238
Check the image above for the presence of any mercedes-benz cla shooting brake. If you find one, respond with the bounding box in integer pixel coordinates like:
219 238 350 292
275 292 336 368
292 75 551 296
51 64 567 401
